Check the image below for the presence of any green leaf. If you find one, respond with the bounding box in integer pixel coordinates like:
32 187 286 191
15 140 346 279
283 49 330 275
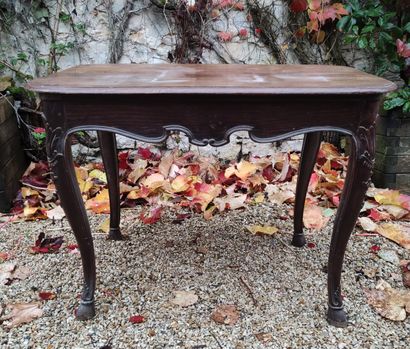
361 24 375 34
358 36 368 49
336 16 350 31
384 97 406 110
404 22 410 33
404 102 410 114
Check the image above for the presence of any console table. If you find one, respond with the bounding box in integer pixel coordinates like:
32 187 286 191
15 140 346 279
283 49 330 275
27 64 396 327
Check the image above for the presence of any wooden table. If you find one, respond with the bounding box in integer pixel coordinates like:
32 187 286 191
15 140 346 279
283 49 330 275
27 64 396 327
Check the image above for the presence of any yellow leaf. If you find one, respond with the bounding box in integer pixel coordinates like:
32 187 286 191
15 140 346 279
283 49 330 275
377 223 410 249
142 173 165 190
23 206 40 217
225 160 258 180
77 178 93 194
171 175 190 193
85 189 110 214
98 218 110 233
253 192 265 204
75 166 88 182
21 188 39 198
128 167 146 183
246 225 278 235
89 169 107 183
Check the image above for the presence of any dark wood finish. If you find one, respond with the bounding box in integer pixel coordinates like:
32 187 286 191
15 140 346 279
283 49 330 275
27 64 396 327
293 132 322 247
97 131 122 240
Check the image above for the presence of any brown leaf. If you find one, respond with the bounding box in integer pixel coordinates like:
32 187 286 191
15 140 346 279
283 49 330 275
0 263 30 285
364 279 410 321
158 152 174 177
401 260 410 288
0 302 43 328
255 332 273 343
170 291 198 307
211 304 240 325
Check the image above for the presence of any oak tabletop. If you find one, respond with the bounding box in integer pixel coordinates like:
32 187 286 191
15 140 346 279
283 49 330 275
27 64 396 95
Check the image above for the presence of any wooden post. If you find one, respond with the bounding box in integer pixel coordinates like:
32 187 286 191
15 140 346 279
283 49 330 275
0 97 28 212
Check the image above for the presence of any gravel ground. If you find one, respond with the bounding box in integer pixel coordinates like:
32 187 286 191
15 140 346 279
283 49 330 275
0 203 409 349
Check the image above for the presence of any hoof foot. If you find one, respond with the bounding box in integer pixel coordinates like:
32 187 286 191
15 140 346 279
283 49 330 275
76 301 95 320
291 234 306 247
327 307 348 328
108 228 124 241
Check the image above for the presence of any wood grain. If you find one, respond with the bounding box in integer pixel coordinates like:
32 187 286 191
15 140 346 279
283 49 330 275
27 64 396 95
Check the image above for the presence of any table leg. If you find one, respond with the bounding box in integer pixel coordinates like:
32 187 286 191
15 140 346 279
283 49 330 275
46 131 96 320
292 132 321 247
327 123 375 327
98 131 123 240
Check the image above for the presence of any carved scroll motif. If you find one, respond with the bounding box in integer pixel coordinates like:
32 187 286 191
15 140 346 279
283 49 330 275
45 123 64 180
356 120 376 190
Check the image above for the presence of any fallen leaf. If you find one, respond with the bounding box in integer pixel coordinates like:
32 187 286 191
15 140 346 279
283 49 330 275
370 245 381 253
358 217 378 232
225 160 258 180
139 206 162 224
364 279 410 321
0 302 43 328
211 304 240 325
214 193 247 212
171 175 191 193
400 261 410 288
89 169 107 183
246 225 278 236
379 204 409 220
0 252 10 261
85 189 110 214
66 244 79 254
158 152 174 177
45 205 65 220
39 292 56 301
303 204 327 230
255 332 273 343
378 250 400 265
31 233 64 254
170 291 198 307
141 173 165 190
172 213 191 224
98 218 110 234
129 315 145 324
307 242 316 248
376 223 410 249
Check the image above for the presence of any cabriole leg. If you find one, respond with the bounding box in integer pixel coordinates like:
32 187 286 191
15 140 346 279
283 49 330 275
292 132 321 247
327 123 375 327
46 125 96 320
98 131 122 240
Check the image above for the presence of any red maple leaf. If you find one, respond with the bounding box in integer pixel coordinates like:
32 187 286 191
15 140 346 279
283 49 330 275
139 207 162 224
129 315 145 324
118 151 130 170
39 291 56 300
137 147 153 160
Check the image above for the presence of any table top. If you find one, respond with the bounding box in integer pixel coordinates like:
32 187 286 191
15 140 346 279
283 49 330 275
27 64 396 95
